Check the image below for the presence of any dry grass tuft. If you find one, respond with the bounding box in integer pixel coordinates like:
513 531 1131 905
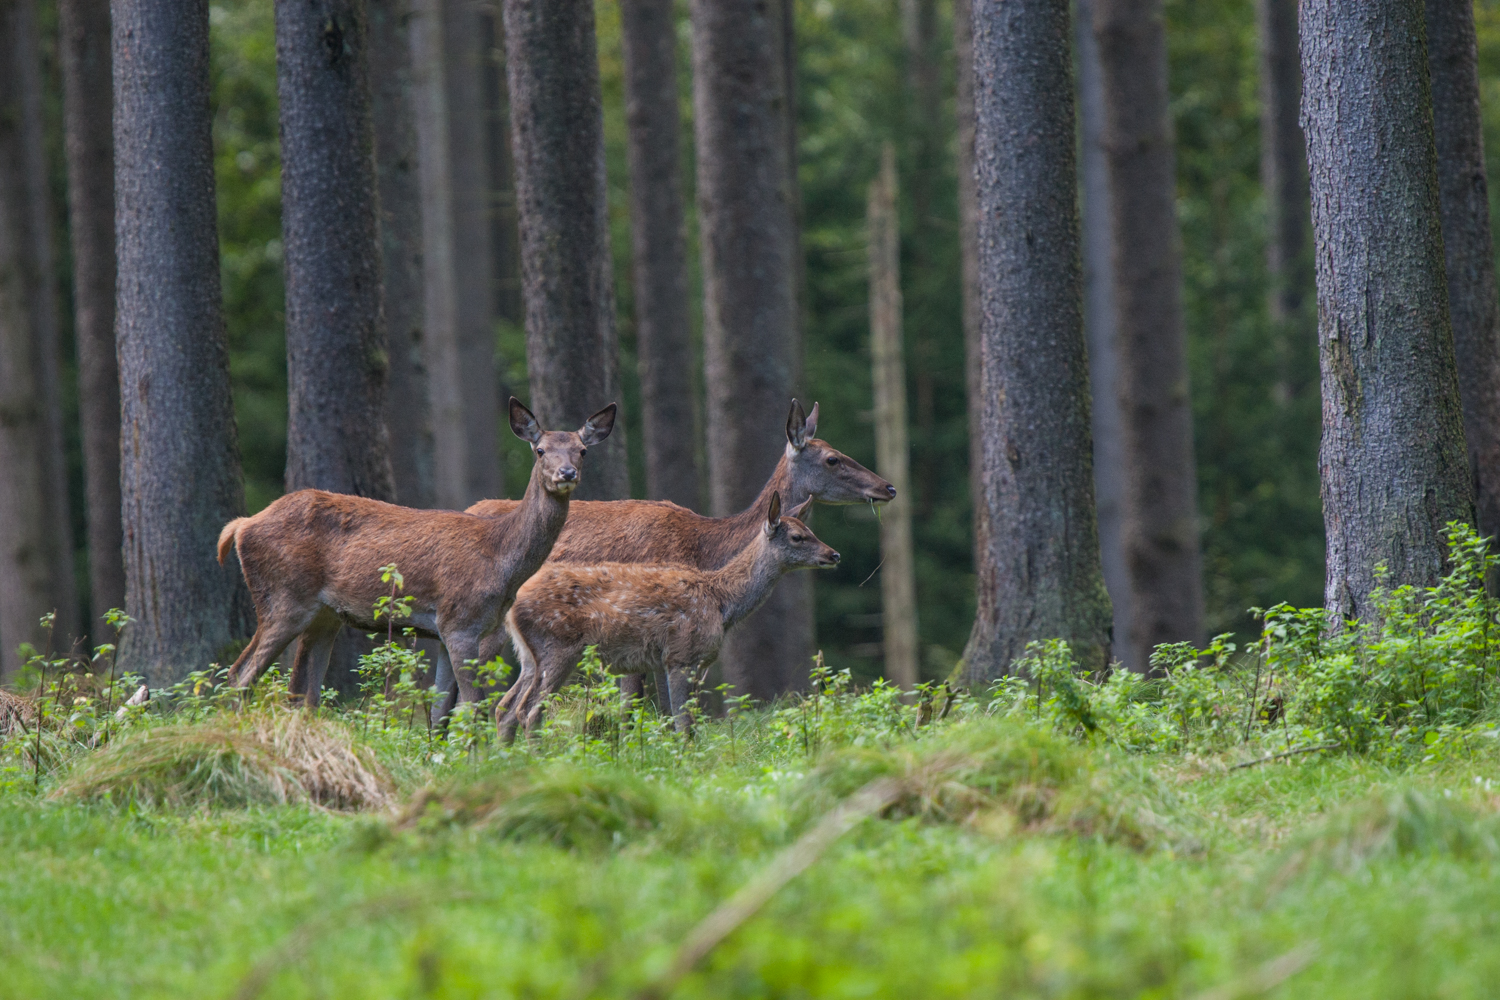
52 709 393 811
0 690 36 738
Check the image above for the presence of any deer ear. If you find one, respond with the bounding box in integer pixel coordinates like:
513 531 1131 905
579 403 618 446
788 496 814 521
803 402 819 441
786 399 809 450
765 491 782 533
509 398 542 444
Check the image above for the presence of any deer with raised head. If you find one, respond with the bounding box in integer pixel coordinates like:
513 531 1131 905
497 492 839 740
438 400 892 720
217 399 616 707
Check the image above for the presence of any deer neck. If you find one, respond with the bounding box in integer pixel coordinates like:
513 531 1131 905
708 455 805 564
710 533 787 629
494 461 571 592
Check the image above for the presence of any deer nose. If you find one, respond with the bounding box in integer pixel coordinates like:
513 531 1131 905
559 466 578 482
829 550 841 564
884 484 897 499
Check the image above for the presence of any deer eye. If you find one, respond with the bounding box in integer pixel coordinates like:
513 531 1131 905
791 534 806 542
536 448 545 455
825 455 839 466
579 448 587 457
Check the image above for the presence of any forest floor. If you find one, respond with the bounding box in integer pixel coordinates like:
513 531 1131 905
2 680 1500 1000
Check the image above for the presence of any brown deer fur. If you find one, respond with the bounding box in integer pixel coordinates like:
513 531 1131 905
447 401 893 711
498 492 838 740
218 399 615 707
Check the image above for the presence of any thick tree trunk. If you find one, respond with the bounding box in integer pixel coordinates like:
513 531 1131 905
276 0 394 502
502 0 628 501
445 0 501 501
1094 0 1203 669
1301 0 1474 622
1256 0 1309 333
1425 1 1500 557
60 0 124 634
869 145 919 690
1075 0 1128 669
621 0 700 510
113 0 252 684
960 0 1112 681
953 0 984 625
484 10 522 328
0 0 77 674
691 0 809 700
371 0 436 509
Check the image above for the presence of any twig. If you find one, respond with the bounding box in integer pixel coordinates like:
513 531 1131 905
634 777 905 1000
1184 944 1318 1000
857 557 885 588
1229 743 1340 770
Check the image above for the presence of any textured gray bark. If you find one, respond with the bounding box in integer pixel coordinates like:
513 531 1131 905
445 0 501 501
483 10 522 327
1425 0 1500 556
502 0 628 502
960 0 1111 681
1301 0 1474 622
691 0 810 700
61 0 124 634
371 0 436 509
113 0 252 683
1094 0 1203 669
276 0 394 503
1075 0 1128 669
0 0 76 674
1256 0 1309 332
954 0 984 611
621 0 700 511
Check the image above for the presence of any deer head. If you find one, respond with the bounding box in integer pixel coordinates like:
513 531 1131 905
784 399 897 505
510 398 617 497
763 492 841 569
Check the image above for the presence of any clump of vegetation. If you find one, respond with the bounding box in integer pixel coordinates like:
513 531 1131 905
53 709 392 811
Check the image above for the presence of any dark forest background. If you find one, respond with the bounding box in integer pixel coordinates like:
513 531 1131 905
31 0 1500 681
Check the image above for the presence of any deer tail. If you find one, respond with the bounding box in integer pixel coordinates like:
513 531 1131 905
217 517 249 565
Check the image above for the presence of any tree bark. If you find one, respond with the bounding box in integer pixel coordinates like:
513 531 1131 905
1075 0 1128 669
60 0 124 634
1425 0 1500 557
960 0 1112 681
1094 0 1203 669
276 0 394 503
691 0 809 700
1256 0 1309 332
953 0 984 633
371 0 436 509
113 0 252 684
869 145 919 690
502 0 628 501
483 9 522 328
621 0 700 511
0 0 77 675
1300 0 1474 622
446 0 501 501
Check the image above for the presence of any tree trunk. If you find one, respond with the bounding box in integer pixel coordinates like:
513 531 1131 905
446 0 501 501
1075 0 1128 669
953 0 984 632
371 0 436 509
1425 1 1500 558
277 0 393 503
900 0 940 514
60 0 124 635
1094 0 1203 669
1301 0 1474 622
691 0 808 700
960 0 1112 681
621 0 700 510
868 145 919 690
0 0 77 674
1256 0 1309 331
502 0 628 501
484 9 522 328
113 0 252 684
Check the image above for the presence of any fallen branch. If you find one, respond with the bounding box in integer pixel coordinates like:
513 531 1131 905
1230 743 1340 770
634 776 905 1000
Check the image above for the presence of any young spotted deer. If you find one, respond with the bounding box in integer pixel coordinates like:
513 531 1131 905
217 399 615 708
497 492 840 741
447 400 892 718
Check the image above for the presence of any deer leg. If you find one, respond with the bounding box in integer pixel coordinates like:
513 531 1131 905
442 630 483 705
296 616 342 709
652 667 672 716
496 619 539 737
619 673 644 708
667 667 695 735
232 613 312 689
521 648 580 737
429 644 457 729
228 631 262 685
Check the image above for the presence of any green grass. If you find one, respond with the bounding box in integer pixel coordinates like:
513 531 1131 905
3 694 1500 999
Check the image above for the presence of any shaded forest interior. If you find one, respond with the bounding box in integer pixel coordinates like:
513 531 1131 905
26 0 1500 681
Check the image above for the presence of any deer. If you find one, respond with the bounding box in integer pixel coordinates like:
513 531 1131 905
431 399 894 722
216 398 616 708
496 491 840 741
